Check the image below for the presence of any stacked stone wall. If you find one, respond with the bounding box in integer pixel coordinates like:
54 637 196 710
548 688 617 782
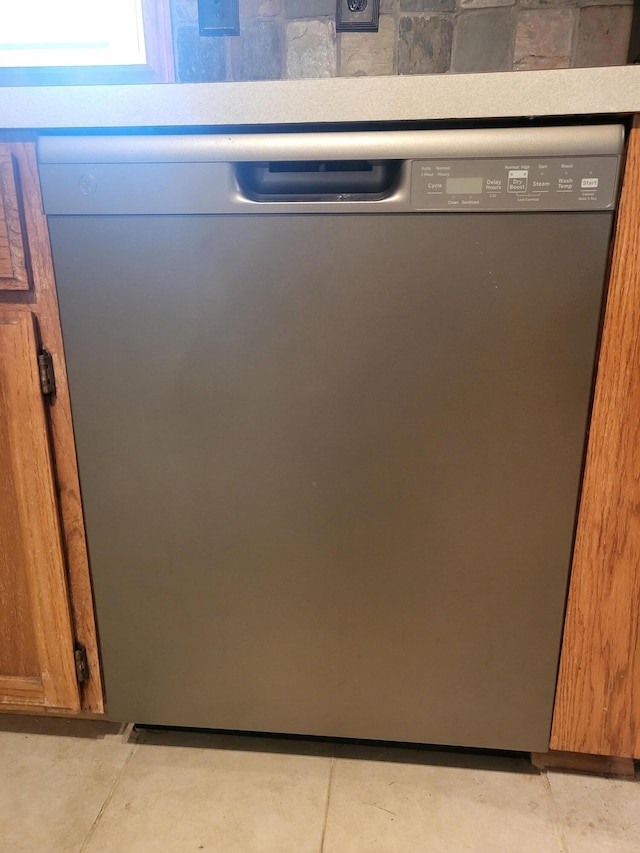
171 0 635 82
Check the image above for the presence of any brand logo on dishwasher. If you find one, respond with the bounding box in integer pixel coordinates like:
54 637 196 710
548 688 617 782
79 174 98 196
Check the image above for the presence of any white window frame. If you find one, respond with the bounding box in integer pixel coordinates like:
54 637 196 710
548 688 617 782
0 0 174 85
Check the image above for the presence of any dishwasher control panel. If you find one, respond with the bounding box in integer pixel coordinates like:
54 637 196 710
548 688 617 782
410 156 620 211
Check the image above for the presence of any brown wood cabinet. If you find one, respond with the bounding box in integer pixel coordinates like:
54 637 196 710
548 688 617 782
550 116 640 759
0 135 103 715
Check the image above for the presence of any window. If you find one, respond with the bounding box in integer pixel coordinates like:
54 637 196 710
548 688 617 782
0 0 174 85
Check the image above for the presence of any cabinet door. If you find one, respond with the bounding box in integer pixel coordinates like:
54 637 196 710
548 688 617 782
0 147 29 291
0 310 80 711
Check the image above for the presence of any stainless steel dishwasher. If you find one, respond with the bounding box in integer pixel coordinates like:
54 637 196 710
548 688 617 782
38 124 623 751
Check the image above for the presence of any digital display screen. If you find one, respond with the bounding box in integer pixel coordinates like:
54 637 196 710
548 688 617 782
446 177 483 195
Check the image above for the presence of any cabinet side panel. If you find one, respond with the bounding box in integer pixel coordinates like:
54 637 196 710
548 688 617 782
551 117 640 758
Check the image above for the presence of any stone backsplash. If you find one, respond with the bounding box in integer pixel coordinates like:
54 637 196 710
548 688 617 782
171 0 635 82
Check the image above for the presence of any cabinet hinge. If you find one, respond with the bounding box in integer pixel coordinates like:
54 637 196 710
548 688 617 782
37 348 56 397
74 643 90 684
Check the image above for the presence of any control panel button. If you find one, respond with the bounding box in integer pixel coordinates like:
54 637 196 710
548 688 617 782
507 170 529 193
581 177 599 189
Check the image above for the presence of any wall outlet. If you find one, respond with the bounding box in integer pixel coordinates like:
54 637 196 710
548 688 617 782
336 0 380 33
198 0 240 37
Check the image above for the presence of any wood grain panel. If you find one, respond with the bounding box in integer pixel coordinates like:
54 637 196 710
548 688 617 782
550 117 640 758
0 360 40 677
3 136 104 714
0 194 11 277
0 310 79 712
0 677 44 706
531 751 636 778
0 148 29 290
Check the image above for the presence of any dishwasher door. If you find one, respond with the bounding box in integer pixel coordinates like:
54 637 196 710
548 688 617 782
39 126 622 751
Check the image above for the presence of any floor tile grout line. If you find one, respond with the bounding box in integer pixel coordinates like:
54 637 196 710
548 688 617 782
319 756 336 853
541 770 570 853
78 741 138 853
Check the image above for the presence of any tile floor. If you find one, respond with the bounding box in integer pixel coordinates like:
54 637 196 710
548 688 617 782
1 715 638 852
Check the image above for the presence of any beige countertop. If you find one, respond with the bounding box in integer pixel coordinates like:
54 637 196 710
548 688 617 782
0 66 639 130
